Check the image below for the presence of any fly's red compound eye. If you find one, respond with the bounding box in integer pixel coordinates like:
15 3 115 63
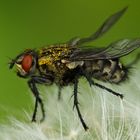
21 54 33 72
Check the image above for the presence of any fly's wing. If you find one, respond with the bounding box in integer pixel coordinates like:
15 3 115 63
69 39 140 60
68 7 127 47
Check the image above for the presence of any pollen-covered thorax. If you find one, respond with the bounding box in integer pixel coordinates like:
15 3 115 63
38 44 74 73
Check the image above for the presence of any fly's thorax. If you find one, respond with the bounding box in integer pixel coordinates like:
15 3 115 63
38 57 68 79
38 44 73 60
37 44 77 77
84 59 127 83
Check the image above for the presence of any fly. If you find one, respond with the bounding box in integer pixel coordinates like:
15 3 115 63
9 7 140 131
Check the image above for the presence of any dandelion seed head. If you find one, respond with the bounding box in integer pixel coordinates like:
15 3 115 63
1 61 140 140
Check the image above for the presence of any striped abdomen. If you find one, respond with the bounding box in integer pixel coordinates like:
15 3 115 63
84 59 127 83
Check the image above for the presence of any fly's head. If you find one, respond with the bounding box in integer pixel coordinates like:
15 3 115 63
9 49 38 78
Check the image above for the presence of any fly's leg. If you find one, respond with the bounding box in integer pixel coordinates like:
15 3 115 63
84 73 123 99
93 82 123 99
28 75 53 122
28 80 45 122
73 78 89 131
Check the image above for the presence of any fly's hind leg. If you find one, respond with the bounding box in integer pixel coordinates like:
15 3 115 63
84 73 123 99
93 82 124 99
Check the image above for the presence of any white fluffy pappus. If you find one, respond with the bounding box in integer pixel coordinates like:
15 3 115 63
0 62 140 140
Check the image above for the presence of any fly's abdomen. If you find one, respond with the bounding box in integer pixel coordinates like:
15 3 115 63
84 59 127 83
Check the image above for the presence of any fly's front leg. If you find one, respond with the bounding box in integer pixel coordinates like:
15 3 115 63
28 75 53 122
73 78 89 131
28 79 45 122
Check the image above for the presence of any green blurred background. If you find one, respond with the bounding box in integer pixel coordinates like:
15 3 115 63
0 0 140 123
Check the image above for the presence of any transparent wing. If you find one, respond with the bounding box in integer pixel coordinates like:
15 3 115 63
68 7 127 47
69 39 140 60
